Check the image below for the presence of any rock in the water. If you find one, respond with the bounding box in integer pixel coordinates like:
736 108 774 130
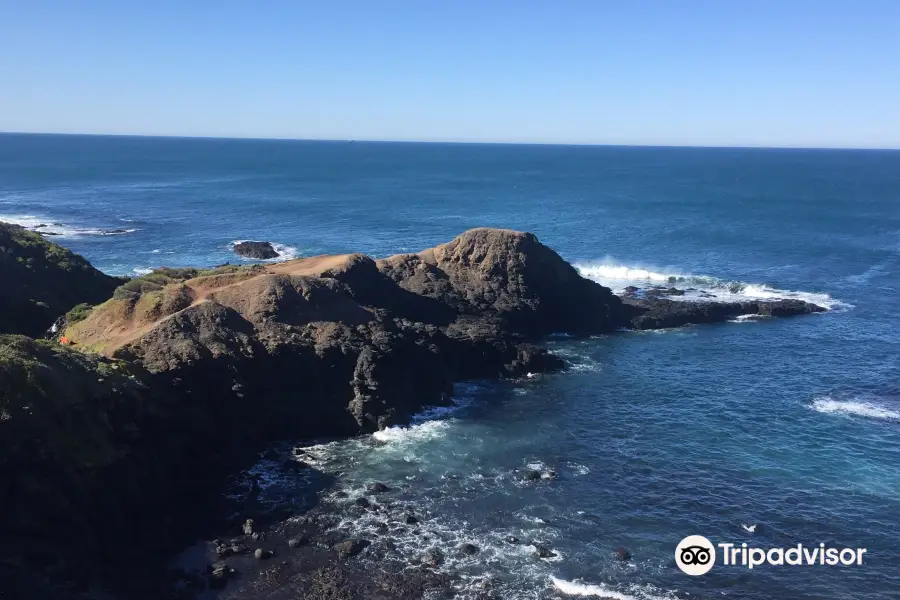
459 543 480 556
242 519 255 535
355 497 372 509
404 514 419 525
644 286 685 297
506 536 520 544
523 470 542 481
207 563 234 589
233 240 279 259
334 539 370 559
369 481 391 494
625 296 825 330
533 544 557 559
422 548 444 568
615 547 632 561
253 547 273 560
288 535 309 548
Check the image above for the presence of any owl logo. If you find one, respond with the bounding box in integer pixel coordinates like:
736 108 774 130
675 535 716 575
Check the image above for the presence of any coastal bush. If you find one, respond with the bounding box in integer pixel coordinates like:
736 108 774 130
66 302 93 324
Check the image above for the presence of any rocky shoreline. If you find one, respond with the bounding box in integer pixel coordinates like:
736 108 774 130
165 440 579 600
0 223 826 599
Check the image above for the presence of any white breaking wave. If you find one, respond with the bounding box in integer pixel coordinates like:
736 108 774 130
579 264 674 284
576 260 849 311
551 577 680 600
229 240 300 262
729 313 767 323
570 463 591 476
372 419 450 443
0 214 138 237
271 242 300 261
811 397 900 421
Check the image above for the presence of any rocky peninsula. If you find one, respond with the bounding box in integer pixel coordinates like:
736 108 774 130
0 224 825 599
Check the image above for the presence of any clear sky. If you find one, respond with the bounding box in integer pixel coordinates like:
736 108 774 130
1 0 898 148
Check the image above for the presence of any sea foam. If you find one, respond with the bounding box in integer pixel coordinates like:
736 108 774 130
811 397 900 421
372 419 450 443
551 577 679 600
576 261 849 311
0 214 138 237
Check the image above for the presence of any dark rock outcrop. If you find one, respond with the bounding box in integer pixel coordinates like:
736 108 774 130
615 547 632 561
334 539 369 559
625 297 825 330
377 228 629 337
422 548 444 568
459 543 480 556
0 222 124 337
233 240 279 259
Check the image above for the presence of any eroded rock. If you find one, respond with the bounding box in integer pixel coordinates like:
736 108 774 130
233 241 279 259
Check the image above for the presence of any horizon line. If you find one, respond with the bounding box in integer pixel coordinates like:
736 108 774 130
1 130 899 152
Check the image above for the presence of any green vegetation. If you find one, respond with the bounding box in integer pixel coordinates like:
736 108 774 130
65 302 94 324
6 226 88 273
0 334 145 468
0 222 123 336
111 263 263 300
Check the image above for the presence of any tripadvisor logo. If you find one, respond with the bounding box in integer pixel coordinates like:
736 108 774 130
676 535 716 575
675 535 867 575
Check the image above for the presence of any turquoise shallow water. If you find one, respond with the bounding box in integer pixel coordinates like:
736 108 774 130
2 134 899 599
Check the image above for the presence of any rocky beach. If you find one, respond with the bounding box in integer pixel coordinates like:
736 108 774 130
0 222 829 600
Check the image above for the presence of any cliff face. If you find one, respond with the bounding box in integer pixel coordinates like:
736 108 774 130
0 336 159 596
0 223 123 337
0 334 294 598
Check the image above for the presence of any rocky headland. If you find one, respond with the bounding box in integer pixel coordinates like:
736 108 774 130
0 226 825 599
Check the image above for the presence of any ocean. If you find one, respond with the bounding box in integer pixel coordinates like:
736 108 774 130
2 133 899 599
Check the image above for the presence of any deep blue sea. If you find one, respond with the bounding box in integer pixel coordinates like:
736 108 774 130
2 133 899 600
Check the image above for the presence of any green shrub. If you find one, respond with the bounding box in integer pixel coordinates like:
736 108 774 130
66 303 93 324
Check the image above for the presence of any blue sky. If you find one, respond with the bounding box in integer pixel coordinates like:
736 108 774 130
1 1 898 148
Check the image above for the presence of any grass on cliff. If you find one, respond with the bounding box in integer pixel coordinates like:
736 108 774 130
112 264 264 300
62 263 268 353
